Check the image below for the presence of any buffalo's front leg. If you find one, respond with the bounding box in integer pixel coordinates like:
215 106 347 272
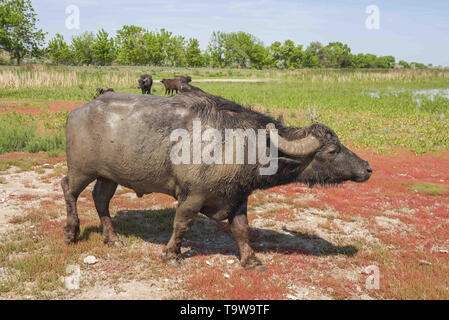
229 201 265 271
164 195 203 266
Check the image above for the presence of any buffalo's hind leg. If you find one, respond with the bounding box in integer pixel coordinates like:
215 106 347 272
61 174 95 244
163 194 203 266
229 201 265 271
92 177 122 246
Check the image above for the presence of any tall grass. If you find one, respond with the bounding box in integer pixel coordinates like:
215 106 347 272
1 65 448 89
0 65 448 154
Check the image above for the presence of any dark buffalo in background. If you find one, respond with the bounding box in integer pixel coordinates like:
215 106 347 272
94 88 115 99
96 88 115 95
174 75 192 83
62 85 372 270
138 74 153 94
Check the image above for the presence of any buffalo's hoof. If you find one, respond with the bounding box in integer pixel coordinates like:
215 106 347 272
63 225 79 244
162 250 182 267
104 234 124 247
242 255 265 271
166 258 182 268
253 264 266 272
243 262 266 271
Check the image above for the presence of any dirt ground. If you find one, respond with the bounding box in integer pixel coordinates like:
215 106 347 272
0 148 448 300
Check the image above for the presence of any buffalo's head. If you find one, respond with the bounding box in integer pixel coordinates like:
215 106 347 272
138 75 152 88
267 123 372 186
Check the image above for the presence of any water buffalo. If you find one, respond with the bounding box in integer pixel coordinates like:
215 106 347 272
161 78 182 95
62 85 372 270
174 76 192 84
138 74 153 94
95 88 115 96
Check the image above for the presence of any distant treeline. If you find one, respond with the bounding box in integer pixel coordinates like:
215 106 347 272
39 28 430 69
0 1 438 69
1 26 433 70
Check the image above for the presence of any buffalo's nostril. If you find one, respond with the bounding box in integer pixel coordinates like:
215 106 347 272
366 166 373 174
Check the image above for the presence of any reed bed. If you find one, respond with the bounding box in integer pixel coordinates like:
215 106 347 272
1 65 448 89
0 65 448 154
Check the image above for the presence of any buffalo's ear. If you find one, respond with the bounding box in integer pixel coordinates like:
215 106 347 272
276 157 307 175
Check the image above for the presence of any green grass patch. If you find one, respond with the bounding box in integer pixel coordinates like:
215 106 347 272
0 66 448 154
405 182 449 195
0 112 66 155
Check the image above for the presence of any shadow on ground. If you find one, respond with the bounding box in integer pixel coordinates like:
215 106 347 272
80 208 357 258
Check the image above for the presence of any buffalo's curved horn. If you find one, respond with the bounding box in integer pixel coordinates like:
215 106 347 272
266 123 321 157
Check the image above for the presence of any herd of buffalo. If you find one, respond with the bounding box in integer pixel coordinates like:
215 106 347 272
70 74 372 270
96 74 192 97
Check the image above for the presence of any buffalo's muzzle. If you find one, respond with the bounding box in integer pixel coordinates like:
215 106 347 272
354 162 372 182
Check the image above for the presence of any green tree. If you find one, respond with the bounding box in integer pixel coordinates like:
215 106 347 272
201 50 212 67
351 53 377 68
141 30 164 65
302 49 320 68
363 54 377 68
322 42 351 68
281 40 303 69
71 32 94 65
398 60 410 69
374 55 395 68
411 62 427 69
92 29 116 65
224 32 266 68
208 31 267 69
0 0 45 64
163 32 186 66
249 43 268 69
115 25 146 65
267 41 282 68
185 38 203 67
207 31 226 68
267 40 304 69
47 33 72 64
306 42 325 67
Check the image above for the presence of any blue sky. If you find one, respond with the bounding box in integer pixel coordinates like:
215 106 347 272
33 0 449 66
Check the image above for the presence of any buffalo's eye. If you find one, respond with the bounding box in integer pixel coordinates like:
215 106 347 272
327 147 339 155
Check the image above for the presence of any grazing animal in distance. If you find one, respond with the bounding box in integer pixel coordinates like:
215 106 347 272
62 84 372 271
161 78 182 95
138 74 153 94
174 76 192 84
95 88 115 98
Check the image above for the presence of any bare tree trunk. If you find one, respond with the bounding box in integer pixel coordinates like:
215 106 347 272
15 50 21 65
